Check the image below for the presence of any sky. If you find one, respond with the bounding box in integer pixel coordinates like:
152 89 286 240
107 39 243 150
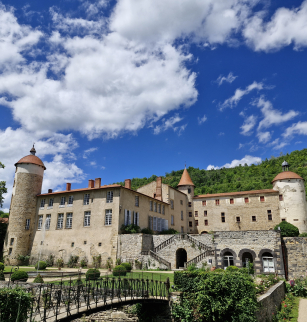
1 0 307 211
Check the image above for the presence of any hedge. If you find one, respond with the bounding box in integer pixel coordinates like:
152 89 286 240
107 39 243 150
121 262 132 272
85 268 100 280
35 261 47 270
11 271 28 282
113 265 127 276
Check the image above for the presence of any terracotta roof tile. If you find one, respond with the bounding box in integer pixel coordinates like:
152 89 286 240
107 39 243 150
15 155 46 170
194 189 278 199
178 168 194 186
272 171 303 183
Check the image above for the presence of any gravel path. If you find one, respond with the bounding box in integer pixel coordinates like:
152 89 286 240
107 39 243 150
298 298 307 322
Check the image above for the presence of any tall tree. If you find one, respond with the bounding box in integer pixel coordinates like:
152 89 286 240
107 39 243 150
0 162 7 208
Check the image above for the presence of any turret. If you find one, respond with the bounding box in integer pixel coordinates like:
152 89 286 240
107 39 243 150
272 161 307 233
177 167 195 200
4 146 46 265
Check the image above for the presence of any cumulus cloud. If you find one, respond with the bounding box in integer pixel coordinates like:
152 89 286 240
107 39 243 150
257 131 271 144
283 121 307 138
240 114 257 136
154 114 186 135
207 155 261 170
198 114 207 124
216 72 237 86
243 0 307 52
220 81 264 110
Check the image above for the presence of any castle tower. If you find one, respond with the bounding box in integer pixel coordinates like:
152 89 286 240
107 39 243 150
4 146 46 265
272 161 307 233
177 167 195 200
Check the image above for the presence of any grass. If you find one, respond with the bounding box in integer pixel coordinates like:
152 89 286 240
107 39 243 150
288 296 300 321
3 266 57 273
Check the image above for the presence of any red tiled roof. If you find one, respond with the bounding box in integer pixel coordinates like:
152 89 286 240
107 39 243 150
178 168 194 186
15 155 46 170
194 189 278 199
272 171 303 183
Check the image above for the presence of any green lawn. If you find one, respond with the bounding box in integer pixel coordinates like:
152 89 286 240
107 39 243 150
4 266 36 273
288 296 300 321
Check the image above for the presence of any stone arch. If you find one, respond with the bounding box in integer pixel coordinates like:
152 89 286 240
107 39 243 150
238 249 256 268
258 249 276 274
176 248 187 269
238 249 256 260
258 249 276 258
220 248 237 258
200 231 208 234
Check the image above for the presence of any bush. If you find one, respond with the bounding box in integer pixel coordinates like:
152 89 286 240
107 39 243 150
11 270 28 282
46 254 55 267
299 232 307 237
0 262 4 271
16 254 30 266
67 255 79 268
33 273 44 283
56 258 64 268
106 258 113 270
35 261 47 270
116 258 122 265
113 265 127 276
85 268 100 280
121 262 132 272
0 287 32 322
141 228 154 234
213 268 225 273
92 255 101 268
121 224 141 234
160 228 178 234
226 265 239 272
80 258 87 268
0 271 5 281
274 221 299 237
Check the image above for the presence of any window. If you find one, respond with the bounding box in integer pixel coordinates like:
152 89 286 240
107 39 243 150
188 188 191 193
170 200 174 209
189 221 192 227
60 196 66 206
279 195 283 201
282 218 286 222
204 219 208 226
215 199 220 205
195 220 198 226
68 195 73 205
57 214 64 229
40 199 45 208
162 205 165 215
181 226 184 233
262 252 274 273
236 216 241 222
260 196 265 202
204 210 207 216
268 213 272 221
252 216 256 222
154 202 157 212
150 201 153 211
84 193 90 205
195 211 198 217
98 242 102 246
48 198 54 207
189 212 192 217
181 211 183 220
188 202 191 207
221 213 225 223
124 210 131 225
84 211 91 226
135 196 139 207
71 242 74 247
223 252 234 268
230 198 234 204
158 204 161 213
38 215 43 230
40 241 43 245
180 200 183 205
133 211 139 226
202 200 206 206
8 248 12 255
157 218 162 231
244 197 249 204
106 191 113 203
66 213 73 228
152 217 157 230
84 241 87 245
45 215 51 230
25 219 30 230
10 238 14 246
105 209 112 226
171 215 174 226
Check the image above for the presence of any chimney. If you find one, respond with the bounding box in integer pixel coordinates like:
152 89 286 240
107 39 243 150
88 179 94 188
48 189 53 193
66 183 71 191
95 178 101 188
125 179 131 189
156 177 163 201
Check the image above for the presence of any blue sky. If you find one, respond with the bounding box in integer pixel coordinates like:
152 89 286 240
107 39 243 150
1 0 307 210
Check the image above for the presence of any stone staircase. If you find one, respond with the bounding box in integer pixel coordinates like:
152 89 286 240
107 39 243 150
184 248 215 268
140 250 171 270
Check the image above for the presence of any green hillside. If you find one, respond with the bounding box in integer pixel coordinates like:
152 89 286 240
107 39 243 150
117 149 307 197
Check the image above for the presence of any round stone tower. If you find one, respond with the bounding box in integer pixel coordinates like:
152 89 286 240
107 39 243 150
272 161 307 233
4 146 46 265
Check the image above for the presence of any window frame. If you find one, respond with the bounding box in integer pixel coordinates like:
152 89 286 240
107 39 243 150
215 199 220 206
105 209 112 226
84 211 91 227
221 212 225 223
57 213 64 229
68 195 74 205
107 191 113 203
38 215 43 230
25 219 30 230
60 196 66 206
45 214 51 230
135 196 139 207
84 194 90 205
204 219 208 226
66 213 73 229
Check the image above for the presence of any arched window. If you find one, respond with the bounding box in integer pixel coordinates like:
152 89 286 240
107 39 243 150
242 252 253 268
223 252 234 268
262 252 274 273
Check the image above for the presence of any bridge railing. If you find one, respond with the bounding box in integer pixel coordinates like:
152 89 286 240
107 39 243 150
26 276 170 321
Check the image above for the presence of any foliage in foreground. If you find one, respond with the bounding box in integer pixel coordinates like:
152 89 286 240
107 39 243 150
121 224 141 234
274 221 299 237
0 287 32 322
173 270 258 322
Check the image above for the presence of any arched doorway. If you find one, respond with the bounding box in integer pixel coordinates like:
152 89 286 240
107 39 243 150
176 248 187 269
242 252 253 268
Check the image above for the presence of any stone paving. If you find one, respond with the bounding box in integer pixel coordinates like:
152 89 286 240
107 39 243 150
298 298 307 322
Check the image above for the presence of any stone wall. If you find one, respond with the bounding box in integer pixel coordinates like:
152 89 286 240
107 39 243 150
256 281 285 322
284 237 307 279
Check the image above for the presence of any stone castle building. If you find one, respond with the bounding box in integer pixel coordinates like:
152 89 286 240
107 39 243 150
3 147 307 277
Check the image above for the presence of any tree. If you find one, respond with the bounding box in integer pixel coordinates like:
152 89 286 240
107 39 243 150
274 221 300 237
0 162 7 208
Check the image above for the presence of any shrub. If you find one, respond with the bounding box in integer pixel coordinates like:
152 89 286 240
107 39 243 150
0 271 5 281
113 265 127 276
274 221 299 237
45 254 55 267
121 262 132 272
121 224 141 234
92 255 101 268
187 263 197 271
11 270 28 282
56 258 64 268
67 255 79 268
16 254 30 266
33 273 44 283
226 265 239 272
0 262 4 271
116 258 122 265
80 258 87 268
214 268 225 273
85 268 100 280
35 261 47 270
160 228 178 234
106 258 113 270
0 287 33 322
140 228 153 234
299 232 307 237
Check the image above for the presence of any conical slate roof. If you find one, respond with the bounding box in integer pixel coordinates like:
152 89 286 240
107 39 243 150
178 168 194 186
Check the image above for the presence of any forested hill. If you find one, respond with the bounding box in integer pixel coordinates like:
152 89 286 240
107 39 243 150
116 149 307 196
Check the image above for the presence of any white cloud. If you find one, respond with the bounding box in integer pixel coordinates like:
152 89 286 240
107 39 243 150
220 81 264 110
83 147 98 159
283 121 307 138
216 72 237 86
207 155 261 170
256 97 299 130
257 131 271 144
198 114 207 124
154 114 186 135
240 114 257 136
243 1 307 52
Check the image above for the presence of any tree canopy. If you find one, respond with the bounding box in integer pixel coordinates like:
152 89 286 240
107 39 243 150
116 149 307 197
0 162 7 208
